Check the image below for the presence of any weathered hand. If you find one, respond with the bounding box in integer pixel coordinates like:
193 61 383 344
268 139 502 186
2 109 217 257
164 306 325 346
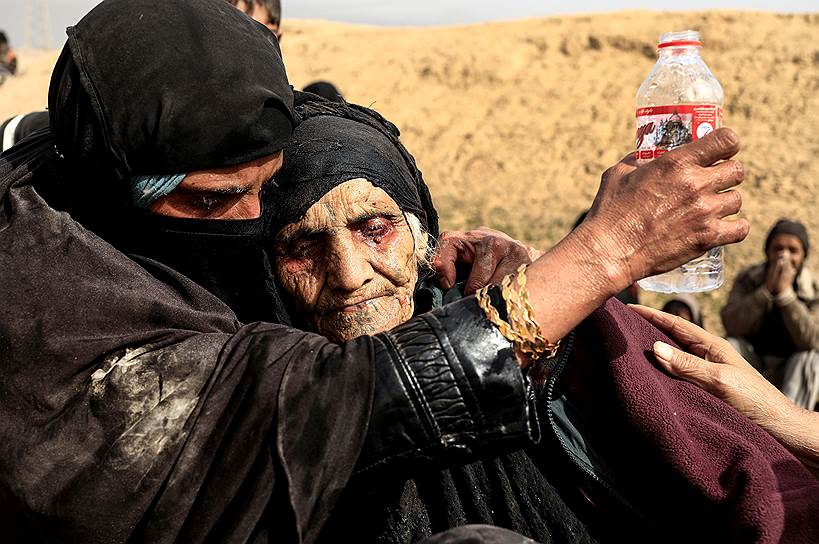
433 227 542 294
578 128 749 288
631 304 798 436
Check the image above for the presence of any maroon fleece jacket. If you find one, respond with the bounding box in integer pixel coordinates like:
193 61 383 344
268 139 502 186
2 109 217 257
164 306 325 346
558 298 819 543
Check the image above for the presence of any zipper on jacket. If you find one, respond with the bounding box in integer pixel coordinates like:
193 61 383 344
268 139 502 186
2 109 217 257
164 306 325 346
544 330 653 528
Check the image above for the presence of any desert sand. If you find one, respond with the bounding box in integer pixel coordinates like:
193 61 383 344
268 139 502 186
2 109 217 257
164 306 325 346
2 11 818 331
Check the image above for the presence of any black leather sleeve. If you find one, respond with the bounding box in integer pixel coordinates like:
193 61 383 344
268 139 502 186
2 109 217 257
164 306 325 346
355 289 539 474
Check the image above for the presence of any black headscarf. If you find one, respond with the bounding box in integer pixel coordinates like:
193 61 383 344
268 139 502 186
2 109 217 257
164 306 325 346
36 0 295 324
266 98 438 240
49 0 293 178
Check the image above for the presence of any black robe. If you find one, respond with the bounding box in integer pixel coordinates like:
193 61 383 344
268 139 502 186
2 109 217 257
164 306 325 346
0 136 374 543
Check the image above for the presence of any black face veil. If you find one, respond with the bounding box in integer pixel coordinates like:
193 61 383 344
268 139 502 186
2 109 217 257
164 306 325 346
37 0 296 323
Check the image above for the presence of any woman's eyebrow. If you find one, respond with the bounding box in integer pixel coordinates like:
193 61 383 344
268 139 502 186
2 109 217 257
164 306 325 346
280 226 328 246
176 183 253 196
349 210 400 224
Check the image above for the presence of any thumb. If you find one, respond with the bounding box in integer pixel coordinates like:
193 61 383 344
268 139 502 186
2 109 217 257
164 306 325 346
653 341 711 388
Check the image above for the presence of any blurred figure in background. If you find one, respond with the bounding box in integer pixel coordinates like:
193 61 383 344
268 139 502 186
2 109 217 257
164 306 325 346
722 219 819 410
250 0 282 38
304 80 345 102
661 293 703 327
0 31 17 84
227 0 282 39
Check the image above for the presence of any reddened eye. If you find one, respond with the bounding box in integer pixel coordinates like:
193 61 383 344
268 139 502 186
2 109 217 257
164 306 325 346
356 217 396 243
282 234 323 261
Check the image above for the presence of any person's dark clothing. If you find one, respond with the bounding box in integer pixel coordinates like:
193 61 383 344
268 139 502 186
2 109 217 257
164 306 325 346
324 298 819 543
41 0 296 324
0 1 537 542
0 132 535 543
303 81 344 103
1 111 50 151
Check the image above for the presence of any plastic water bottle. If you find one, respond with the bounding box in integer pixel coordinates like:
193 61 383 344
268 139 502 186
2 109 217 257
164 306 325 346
635 30 725 293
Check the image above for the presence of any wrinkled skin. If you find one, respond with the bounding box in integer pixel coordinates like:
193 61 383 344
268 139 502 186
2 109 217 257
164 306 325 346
274 179 419 342
433 227 542 294
632 304 819 477
579 128 747 288
520 128 749 351
765 233 805 295
149 151 283 219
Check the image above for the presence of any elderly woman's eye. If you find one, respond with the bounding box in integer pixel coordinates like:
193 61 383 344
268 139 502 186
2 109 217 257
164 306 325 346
359 217 395 242
286 238 319 260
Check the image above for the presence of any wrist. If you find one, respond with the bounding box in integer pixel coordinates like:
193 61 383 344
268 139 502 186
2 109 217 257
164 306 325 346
570 220 634 296
773 286 798 307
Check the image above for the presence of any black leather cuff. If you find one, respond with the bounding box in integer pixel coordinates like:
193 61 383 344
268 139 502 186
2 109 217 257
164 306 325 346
356 291 538 474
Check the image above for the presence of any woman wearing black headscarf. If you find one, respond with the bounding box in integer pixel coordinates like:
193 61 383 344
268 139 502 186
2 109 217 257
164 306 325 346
265 99 819 543
0 1 540 542
1 0 799 542
265 99 601 543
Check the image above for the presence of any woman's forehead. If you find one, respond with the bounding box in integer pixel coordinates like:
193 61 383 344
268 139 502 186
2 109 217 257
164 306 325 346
279 179 402 235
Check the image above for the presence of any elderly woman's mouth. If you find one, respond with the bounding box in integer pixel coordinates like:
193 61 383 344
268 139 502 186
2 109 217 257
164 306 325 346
329 295 390 314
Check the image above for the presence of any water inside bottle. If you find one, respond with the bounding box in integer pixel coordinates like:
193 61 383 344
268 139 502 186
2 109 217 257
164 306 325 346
637 247 724 293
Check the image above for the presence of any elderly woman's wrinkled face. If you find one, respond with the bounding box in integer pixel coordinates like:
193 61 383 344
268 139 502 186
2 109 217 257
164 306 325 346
275 179 419 342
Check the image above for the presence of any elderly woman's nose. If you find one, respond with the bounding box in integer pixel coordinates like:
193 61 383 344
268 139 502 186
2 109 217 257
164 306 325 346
326 235 375 291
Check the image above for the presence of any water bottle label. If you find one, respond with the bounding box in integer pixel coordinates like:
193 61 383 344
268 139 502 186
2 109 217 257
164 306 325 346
633 105 723 161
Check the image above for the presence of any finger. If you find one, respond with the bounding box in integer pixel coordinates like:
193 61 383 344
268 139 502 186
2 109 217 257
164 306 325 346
630 305 712 355
710 217 750 247
432 234 467 290
708 159 744 192
706 188 742 219
464 241 502 294
632 304 735 364
486 257 522 287
653 341 715 390
670 127 741 167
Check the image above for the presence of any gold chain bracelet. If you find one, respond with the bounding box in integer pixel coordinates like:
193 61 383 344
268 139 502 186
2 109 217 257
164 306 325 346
476 264 561 360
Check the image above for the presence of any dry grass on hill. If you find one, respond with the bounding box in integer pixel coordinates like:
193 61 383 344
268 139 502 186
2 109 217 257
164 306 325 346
2 11 818 331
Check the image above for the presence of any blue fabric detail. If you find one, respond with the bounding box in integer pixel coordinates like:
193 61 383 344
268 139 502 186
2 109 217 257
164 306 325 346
131 173 187 209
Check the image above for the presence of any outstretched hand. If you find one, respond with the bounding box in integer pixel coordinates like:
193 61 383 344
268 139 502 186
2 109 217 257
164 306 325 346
630 304 798 436
433 227 542 294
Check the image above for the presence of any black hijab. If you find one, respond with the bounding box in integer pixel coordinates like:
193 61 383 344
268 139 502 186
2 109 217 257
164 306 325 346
36 0 295 324
49 0 293 177
266 99 439 240
264 99 440 315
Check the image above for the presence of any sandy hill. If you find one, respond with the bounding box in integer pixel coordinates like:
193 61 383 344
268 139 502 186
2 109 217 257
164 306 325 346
2 11 818 331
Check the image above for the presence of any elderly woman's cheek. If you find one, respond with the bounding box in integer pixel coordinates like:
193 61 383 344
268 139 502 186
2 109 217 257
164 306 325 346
277 262 321 313
383 237 418 325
